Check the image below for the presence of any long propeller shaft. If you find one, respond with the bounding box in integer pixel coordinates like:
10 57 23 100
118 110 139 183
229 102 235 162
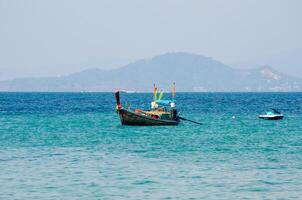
179 116 203 125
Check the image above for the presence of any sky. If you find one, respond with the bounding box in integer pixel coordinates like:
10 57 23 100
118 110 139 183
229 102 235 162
0 0 301 80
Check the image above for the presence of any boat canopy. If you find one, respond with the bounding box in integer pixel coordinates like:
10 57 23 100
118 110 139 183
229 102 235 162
154 99 174 105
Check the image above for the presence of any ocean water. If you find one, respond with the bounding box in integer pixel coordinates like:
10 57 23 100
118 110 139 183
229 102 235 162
0 92 302 199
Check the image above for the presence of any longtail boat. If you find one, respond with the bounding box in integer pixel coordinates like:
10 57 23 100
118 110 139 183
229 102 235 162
115 83 180 126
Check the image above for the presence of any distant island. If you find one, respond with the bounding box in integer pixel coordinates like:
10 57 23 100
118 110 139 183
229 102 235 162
0 52 302 92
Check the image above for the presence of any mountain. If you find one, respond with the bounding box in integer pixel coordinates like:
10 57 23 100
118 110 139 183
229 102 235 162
1 52 302 92
239 66 302 92
234 48 302 78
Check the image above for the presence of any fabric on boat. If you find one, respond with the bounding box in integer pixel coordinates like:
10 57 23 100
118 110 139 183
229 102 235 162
155 100 173 105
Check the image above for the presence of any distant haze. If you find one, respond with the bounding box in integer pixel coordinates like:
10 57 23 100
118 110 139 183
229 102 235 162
0 0 301 80
1 52 302 92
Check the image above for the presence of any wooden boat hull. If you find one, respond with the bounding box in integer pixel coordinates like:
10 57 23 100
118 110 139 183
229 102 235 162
117 108 179 126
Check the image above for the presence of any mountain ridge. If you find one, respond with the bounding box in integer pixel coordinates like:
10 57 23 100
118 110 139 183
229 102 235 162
0 52 301 92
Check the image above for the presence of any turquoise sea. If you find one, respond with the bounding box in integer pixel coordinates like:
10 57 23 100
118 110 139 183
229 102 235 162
0 92 302 199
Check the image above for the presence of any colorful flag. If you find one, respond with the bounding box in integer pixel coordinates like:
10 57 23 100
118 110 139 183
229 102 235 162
158 90 164 100
154 84 157 100
172 82 175 99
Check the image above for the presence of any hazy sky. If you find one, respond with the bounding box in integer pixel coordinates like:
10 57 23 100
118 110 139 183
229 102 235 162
0 0 301 80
